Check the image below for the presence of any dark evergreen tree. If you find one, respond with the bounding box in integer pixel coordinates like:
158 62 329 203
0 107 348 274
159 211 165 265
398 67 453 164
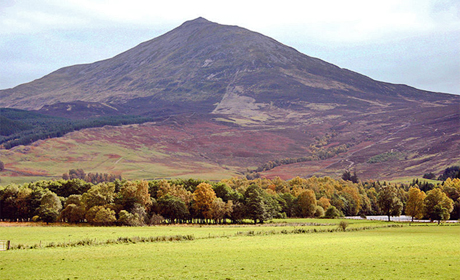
244 184 270 223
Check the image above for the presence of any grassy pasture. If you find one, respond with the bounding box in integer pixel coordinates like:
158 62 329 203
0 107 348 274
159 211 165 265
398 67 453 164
0 220 459 279
0 219 378 247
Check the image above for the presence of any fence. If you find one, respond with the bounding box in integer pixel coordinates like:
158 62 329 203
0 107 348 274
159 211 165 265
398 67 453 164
0 240 10 251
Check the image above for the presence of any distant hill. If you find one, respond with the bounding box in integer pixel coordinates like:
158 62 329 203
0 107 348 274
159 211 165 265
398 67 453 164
0 17 459 181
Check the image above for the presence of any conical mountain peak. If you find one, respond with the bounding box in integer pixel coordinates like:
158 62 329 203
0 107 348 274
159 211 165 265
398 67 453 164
184 17 212 24
0 18 456 113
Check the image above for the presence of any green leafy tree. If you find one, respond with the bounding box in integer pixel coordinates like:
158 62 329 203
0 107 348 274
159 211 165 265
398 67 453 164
213 183 240 202
325 205 343 218
438 166 460 181
315 205 325 217
405 187 426 222
424 188 454 224
278 193 296 217
85 205 116 225
16 187 33 219
39 191 62 224
229 201 246 223
82 183 116 210
60 195 85 223
118 210 143 226
157 194 189 223
342 170 359 183
377 185 403 221
244 184 271 223
0 185 19 220
93 207 117 226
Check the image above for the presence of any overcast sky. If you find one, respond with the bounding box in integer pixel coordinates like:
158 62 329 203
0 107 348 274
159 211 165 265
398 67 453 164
1 0 459 94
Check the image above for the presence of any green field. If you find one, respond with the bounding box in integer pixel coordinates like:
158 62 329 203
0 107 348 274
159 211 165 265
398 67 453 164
1 220 459 279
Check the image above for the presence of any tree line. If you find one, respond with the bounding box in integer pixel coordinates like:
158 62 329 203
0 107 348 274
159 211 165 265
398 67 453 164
0 108 157 149
61 169 122 184
0 175 459 225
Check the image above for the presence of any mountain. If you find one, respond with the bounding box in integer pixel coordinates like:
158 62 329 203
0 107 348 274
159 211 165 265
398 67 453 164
0 17 459 182
1 17 456 113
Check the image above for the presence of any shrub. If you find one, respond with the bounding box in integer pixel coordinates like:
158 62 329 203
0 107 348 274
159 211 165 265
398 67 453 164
149 214 165 225
338 220 349 231
423 172 436 180
314 206 325 218
118 210 142 226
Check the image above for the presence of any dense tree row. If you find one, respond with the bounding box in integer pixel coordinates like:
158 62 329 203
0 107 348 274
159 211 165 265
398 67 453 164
0 108 157 149
1 176 458 225
62 169 122 184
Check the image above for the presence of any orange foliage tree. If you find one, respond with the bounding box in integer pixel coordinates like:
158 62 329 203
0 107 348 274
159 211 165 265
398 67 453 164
192 183 217 222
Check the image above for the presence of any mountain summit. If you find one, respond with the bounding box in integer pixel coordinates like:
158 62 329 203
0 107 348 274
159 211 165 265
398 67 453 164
0 17 456 116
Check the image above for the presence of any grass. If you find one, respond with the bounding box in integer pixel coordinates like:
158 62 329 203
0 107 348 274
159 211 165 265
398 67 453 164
0 220 459 279
0 219 378 247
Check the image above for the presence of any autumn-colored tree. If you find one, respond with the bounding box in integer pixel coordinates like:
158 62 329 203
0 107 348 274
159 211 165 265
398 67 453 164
118 180 152 211
157 181 192 205
424 188 454 224
210 198 233 224
341 186 361 216
297 189 317 217
220 177 250 194
192 183 217 222
442 178 460 220
317 197 331 210
377 184 403 221
0 160 5 171
405 187 426 222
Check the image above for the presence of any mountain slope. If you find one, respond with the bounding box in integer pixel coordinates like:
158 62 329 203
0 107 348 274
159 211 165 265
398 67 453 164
0 17 459 182
0 17 456 114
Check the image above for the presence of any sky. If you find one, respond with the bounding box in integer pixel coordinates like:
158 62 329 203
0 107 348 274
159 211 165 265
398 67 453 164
1 0 459 94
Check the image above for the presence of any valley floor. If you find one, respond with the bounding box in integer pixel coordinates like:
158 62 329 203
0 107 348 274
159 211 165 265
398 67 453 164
0 219 459 279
